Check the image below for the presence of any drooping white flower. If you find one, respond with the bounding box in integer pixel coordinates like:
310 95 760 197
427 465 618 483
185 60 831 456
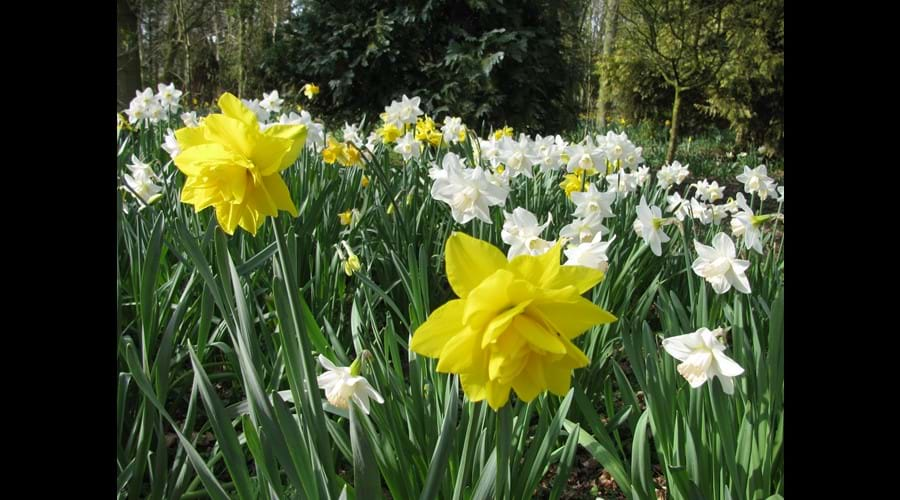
180 111 200 127
123 155 162 205
662 327 744 394
316 355 384 414
501 207 554 259
156 83 183 110
666 192 691 221
730 193 764 254
441 116 467 144
393 132 421 162
564 233 615 272
430 153 508 224
635 195 670 256
777 186 784 203
571 183 616 219
560 212 609 244
162 129 181 159
690 198 713 225
692 233 751 294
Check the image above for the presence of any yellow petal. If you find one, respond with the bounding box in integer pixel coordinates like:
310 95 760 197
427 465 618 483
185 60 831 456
462 269 515 329
528 297 616 339
460 372 487 402
261 174 298 217
507 242 562 287
445 232 508 298
485 380 511 410
175 126 209 150
511 360 544 402
436 327 480 373
263 124 307 171
481 299 532 348
542 356 579 396
544 265 605 294
215 203 241 235
410 300 465 358
202 114 256 160
174 143 252 177
511 314 566 354
218 92 259 129
251 132 295 176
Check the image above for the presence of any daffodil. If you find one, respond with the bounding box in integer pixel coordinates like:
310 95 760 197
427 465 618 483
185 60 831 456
338 208 360 228
560 171 588 198
662 327 744 394
316 354 383 414
416 116 443 146
493 126 514 140
303 83 320 99
410 232 616 410
336 241 362 276
172 92 305 235
378 123 403 144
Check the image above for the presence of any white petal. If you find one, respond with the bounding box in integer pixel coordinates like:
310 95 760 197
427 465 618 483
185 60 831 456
712 350 745 377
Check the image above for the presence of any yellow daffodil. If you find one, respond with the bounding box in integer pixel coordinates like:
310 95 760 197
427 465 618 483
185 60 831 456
172 92 306 235
303 83 320 99
336 241 361 276
410 232 616 410
361 175 370 188
415 116 443 147
323 137 362 167
560 171 588 199
493 126 514 140
378 123 402 144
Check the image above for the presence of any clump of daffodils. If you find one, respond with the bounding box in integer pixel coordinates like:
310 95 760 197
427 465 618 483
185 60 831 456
124 83 184 127
316 353 383 414
410 232 616 410
121 155 163 206
171 92 306 235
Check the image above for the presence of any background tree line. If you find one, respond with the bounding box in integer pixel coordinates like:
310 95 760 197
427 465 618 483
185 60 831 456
117 0 783 158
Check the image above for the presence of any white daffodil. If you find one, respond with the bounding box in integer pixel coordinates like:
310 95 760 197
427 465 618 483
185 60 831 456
123 156 162 205
394 132 422 162
735 164 774 197
777 186 784 203
565 141 605 174
560 212 609 244
156 83 183 110
498 134 537 178
692 233 751 294
180 111 199 127
260 90 284 114
430 153 508 224
690 198 713 225
383 95 423 128
605 171 637 196
571 183 616 219
277 111 324 149
666 192 691 221
662 327 744 394
343 122 363 146
502 207 553 259
564 233 615 272
441 116 467 144
533 134 565 172
316 355 384 414
162 128 181 159
730 193 764 254
241 98 271 124
636 195 670 256
657 161 690 189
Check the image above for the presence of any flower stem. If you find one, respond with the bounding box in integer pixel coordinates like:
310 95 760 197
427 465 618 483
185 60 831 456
495 403 513 500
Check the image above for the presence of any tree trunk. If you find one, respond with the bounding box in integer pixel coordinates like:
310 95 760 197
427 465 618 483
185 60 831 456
117 0 142 111
597 0 620 129
666 86 682 164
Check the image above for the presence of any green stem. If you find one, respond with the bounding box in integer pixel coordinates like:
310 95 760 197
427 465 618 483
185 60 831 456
495 403 512 500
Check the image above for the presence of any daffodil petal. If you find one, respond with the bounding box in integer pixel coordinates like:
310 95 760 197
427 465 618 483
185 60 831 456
507 242 562 287
528 297 616 339
203 114 256 160
261 174 298 217
436 327 479 373
512 314 566 354
218 92 260 129
410 300 465 358
445 232 508 298
263 124 307 170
